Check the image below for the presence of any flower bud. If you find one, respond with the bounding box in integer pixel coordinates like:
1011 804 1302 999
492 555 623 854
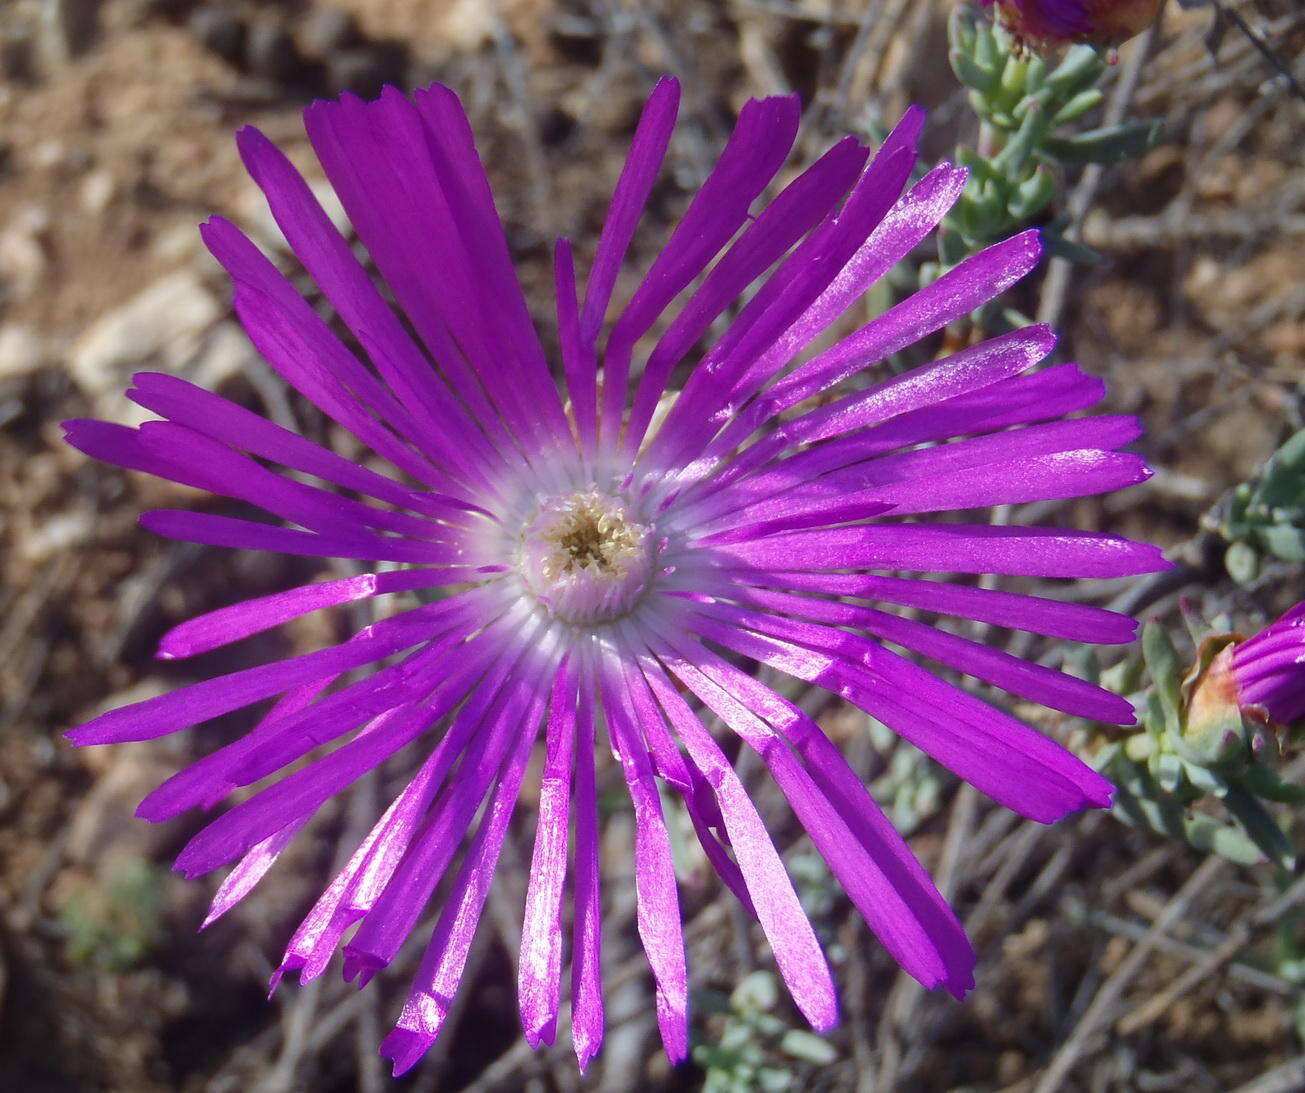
982 0 1163 51
1181 601 1305 767
1231 601 1305 729
1181 636 1260 768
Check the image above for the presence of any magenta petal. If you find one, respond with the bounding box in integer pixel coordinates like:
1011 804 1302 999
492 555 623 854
554 238 597 453
175 700 438 880
381 672 547 1077
650 630 975 996
733 158 968 406
519 659 577 1049
124 373 472 520
272 702 497 990
614 649 752 915
139 509 461 566
202 218 457 490
69 601 450 745
1233 603 1305 724
138 674 336 822
766 230 1045 417
305 90 568 455
597 656 689 1064
570 673 604 1072
717 522 1169 579
647 141 919 471
638 658 838 1031
342 646 547 983
581 76 681 343
624 134 870 453
234 125 503 488
600 93 801 441
725 591 1137 724
740 569 1138 646
663 639 976 995
203 815 308 928
410 86 574 448
157 568 474 659
132 421 456 542
692 610 1112 823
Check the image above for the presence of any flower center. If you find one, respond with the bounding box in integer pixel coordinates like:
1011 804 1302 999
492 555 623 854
517 489 655 625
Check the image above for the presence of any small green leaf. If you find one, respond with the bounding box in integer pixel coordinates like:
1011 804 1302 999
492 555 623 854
1181 813 1269 866
1047 44 1105 96
991 101 1050 177
1225 539 1260 584
1008 166 1056 220
1023 54 1048 94
996 54 1029 113
975 22 1000 75
1040 230 1101 265
948 5 978 51
1222 785 1296 870
1151 750 1185 794
758 1068 793 1093
1256 523 1305 562
1042 120 1164 164
952 50 1001 93
1050 87 1105 125
780 1030 838 1065
1244 765 1305 805
1142 621 1183 733
732 970 779 1012
1183 761 1229 797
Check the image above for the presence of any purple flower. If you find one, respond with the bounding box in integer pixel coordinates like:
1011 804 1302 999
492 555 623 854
63 79 1166 1074
982 0 1163 49
1232 602 1305 727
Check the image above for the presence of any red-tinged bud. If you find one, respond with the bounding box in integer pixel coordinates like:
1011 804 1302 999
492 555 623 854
1180 602 1305 768
982 0 1163 50
1182 637 1260 768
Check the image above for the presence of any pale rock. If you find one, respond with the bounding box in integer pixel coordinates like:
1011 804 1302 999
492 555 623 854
78 168 116 214
442 0 496 51
31 139 66 169
69 271 221 395
21 507 94 563
151 222 202 264
0 323 47 379
187 319 256 390
0 205 50 300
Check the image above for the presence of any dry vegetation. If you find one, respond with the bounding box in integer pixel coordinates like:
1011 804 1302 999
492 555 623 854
0 0 1302 1090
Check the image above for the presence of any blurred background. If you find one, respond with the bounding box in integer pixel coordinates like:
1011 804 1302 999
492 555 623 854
0 0 1302 1089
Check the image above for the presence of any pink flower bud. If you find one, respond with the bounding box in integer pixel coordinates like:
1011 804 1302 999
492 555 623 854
983 0 1163 50
1232 601 1305 729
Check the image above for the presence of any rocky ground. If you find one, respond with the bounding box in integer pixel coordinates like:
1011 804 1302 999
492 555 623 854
0 0 1302 1090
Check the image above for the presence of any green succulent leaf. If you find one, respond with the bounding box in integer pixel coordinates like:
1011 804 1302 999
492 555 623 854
1040 230 1101 265
1225 539 1260 584
1142 621 1184 732
952 49 1001 93
1042 120 1164 164
780 1030 838 1066
1222 785 1296 870
1256 523 1305 562
1050 87 1105 126
1047 44 1106 96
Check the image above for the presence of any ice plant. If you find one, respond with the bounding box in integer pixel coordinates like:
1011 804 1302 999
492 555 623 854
1091 605 1305 870
63 79 1167 1075
982 0 1164 50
